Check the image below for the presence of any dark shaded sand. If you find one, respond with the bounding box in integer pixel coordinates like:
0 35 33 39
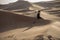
0 11 51 33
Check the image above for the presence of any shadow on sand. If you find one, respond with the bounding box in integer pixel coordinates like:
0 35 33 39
0 11 52 32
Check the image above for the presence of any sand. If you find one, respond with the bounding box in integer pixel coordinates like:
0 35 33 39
0 1 60 40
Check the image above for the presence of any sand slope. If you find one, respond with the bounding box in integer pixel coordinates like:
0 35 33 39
0 1 60 40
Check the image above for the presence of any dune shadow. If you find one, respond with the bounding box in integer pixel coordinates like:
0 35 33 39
0 11 52 33
23 19 51 32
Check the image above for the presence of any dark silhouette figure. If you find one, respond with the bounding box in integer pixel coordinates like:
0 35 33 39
37 10 42 19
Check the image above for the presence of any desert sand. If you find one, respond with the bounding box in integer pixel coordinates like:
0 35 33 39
0 1 60 40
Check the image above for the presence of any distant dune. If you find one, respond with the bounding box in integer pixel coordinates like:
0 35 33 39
34 1 60 8
0 1 32 10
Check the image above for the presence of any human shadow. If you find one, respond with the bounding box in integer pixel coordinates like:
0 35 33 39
0 11 52 33
23 18 52 32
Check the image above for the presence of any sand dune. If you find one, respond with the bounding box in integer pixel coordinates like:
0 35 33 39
0 9 60 40
0 1 60 40
0 1 32 10
34 1 60 8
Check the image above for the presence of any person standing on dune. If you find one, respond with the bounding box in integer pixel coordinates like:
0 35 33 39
33 10 43 23
37 10 43 19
